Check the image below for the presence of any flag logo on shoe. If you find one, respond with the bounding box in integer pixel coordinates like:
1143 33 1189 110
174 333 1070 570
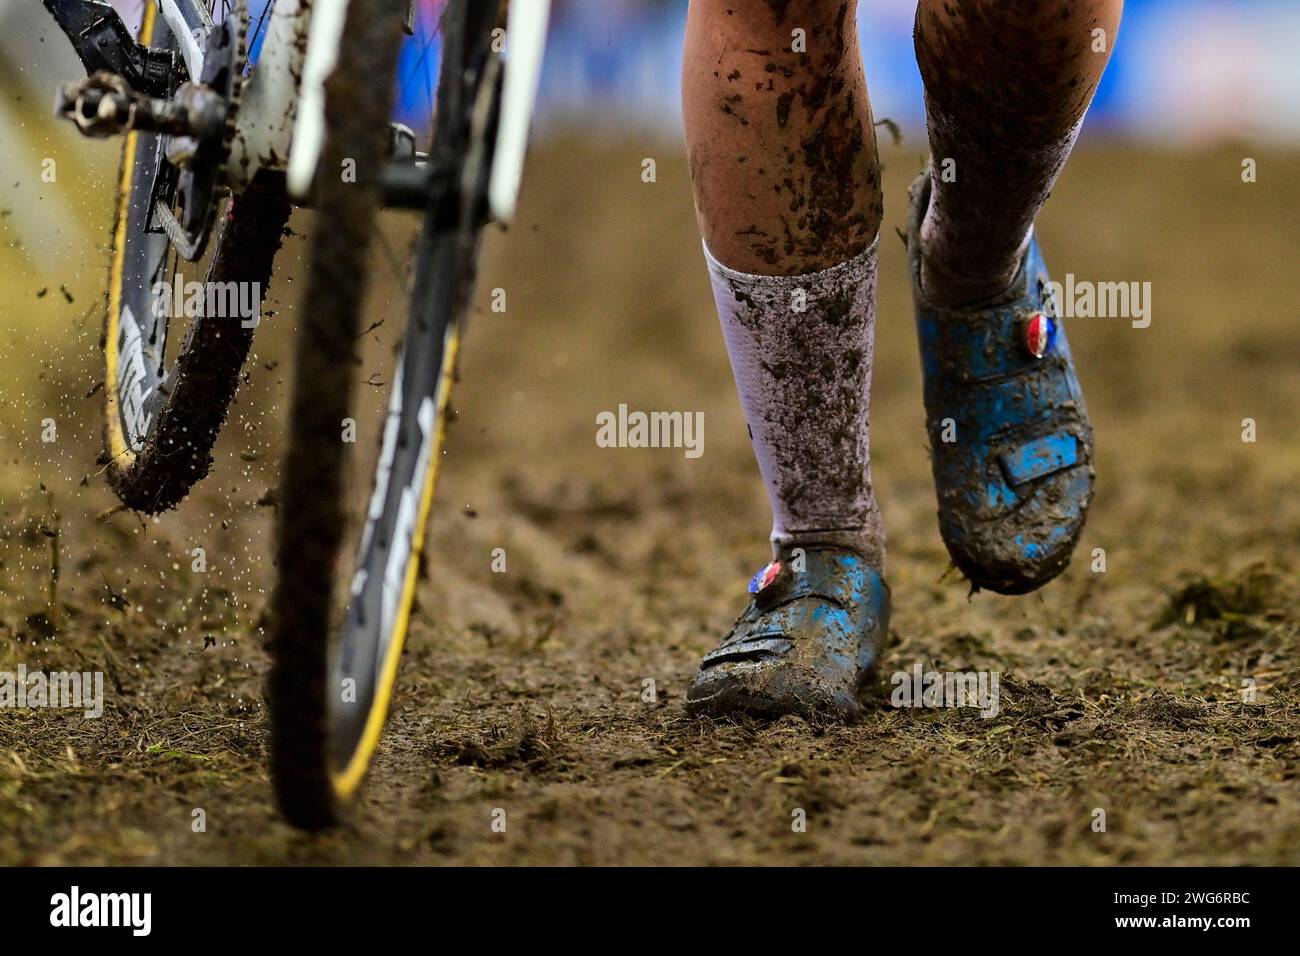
1023 311 1056 359
749 560 783 594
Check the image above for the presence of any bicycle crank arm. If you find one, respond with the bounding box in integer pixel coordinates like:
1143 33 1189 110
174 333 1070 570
41 0 175 97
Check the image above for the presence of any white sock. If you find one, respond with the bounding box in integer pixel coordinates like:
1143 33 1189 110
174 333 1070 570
705 238 884 570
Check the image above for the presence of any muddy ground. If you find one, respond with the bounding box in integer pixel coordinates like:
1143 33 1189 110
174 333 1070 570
0 139 1297 865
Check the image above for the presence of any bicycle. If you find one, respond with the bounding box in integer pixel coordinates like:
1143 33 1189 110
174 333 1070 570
41 0 550 827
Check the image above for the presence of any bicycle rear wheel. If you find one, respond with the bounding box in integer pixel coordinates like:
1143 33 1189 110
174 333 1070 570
270 0 501 828
104 1 289 513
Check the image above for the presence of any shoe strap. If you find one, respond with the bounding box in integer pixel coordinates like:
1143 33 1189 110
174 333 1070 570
998 429 1081 487
747 550 878 612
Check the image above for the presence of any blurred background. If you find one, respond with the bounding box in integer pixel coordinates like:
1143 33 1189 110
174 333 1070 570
4 0 1299 294
536 0 1300 142
4 0 1299 281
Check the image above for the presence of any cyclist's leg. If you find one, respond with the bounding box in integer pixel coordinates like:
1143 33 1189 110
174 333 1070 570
684 0 881 275
683 0 884 566
683 0 888 721
915 0 1123 306
906 0 1121 595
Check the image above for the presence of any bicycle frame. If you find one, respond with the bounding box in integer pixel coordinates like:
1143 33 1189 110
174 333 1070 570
487 0 548 223
274 0 550 220
229 0 310 191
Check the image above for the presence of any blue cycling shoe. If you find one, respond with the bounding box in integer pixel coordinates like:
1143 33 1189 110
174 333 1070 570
907 169 1095 595
686 546 889 722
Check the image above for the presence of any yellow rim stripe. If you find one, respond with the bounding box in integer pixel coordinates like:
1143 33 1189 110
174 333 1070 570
330 323 461 797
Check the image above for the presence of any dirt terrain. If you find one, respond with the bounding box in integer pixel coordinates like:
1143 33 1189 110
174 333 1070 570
0 140 1297 865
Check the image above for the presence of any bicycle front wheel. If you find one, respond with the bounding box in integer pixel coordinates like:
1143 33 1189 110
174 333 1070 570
270 0 501 829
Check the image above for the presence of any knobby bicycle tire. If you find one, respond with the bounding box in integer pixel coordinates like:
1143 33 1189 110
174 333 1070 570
103 2 290 513
270 0 503 828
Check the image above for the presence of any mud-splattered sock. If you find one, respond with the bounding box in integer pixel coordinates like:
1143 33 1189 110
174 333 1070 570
919 115 1083 309
705 238 884 570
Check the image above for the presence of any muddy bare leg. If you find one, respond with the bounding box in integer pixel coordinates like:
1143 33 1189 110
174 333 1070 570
915 0 1123 306
683 0 881 276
